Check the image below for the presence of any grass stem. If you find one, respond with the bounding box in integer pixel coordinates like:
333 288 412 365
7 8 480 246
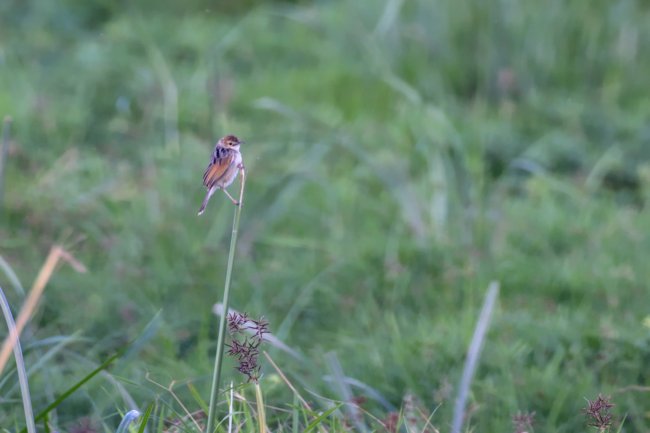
0 285 36 433
206 168 247 433
255 382 267 433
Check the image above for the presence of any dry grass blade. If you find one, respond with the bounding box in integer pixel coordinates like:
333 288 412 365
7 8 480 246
0 245 87 375
263 351 312 411
255 382 267 433
144 373 203 431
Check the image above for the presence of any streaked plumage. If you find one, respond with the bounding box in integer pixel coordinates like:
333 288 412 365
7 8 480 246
198 135 244 215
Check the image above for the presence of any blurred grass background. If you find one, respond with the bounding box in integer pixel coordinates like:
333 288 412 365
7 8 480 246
1 0 650 431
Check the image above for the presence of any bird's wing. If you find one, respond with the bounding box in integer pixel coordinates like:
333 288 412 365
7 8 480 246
202 147 236 188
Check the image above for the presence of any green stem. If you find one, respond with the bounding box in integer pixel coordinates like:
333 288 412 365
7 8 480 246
206 168 246 433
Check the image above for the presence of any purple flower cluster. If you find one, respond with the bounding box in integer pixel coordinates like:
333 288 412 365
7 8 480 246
583 394 614 431
226 312 269 382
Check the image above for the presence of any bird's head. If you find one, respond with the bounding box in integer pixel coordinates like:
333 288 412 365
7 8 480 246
219 135 243 149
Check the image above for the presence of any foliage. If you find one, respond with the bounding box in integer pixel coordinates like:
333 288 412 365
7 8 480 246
1 0 649 431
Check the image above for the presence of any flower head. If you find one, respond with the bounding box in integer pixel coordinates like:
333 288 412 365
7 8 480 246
583 394 614 431
226 312 269 383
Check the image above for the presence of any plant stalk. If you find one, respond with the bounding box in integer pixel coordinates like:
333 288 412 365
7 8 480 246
206 168 246 433
255 382 267 433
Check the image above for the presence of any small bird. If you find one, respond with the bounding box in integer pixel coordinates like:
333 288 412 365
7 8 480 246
198 135 245 215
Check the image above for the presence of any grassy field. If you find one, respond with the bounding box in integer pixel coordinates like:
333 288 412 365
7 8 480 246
1 0 650 431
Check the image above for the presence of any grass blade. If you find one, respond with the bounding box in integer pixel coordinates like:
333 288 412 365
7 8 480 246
292 393 299 433
303 404 342 433
0 334 82 394
0 255 25 296
116 410 141 433
451 281 499 433
187 383 209 415
324 352 367 433
0 246 86 375
20 350 122 433
137 403 154 433
228 381 234 433
0 285 36 433
254 382 267 433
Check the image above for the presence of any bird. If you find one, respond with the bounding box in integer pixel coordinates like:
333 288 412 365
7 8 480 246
198 134 245 216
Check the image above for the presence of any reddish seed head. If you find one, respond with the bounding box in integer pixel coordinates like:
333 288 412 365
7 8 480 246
583 395 614 430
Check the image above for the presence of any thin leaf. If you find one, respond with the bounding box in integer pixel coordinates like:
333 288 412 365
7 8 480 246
20 350 122 433
303 404 342 433
137 403 154 433
0 286 36 433
451 281 500 433
187 382 209 415
0 256 25 296
116 410 141 433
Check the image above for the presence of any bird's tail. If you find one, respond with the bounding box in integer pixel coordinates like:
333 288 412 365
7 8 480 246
197 189 214 216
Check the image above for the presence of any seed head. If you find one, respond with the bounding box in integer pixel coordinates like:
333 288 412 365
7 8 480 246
583 394 614 431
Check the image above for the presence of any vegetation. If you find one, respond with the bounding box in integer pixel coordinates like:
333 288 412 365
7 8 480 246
1 0 649 431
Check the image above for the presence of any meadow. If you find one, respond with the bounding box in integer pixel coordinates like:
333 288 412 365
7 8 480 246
1 0 650 431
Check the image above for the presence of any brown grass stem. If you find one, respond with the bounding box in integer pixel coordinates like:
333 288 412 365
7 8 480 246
0 245 86 375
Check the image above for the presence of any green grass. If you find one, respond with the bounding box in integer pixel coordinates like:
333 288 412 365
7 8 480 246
1 0 650 431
